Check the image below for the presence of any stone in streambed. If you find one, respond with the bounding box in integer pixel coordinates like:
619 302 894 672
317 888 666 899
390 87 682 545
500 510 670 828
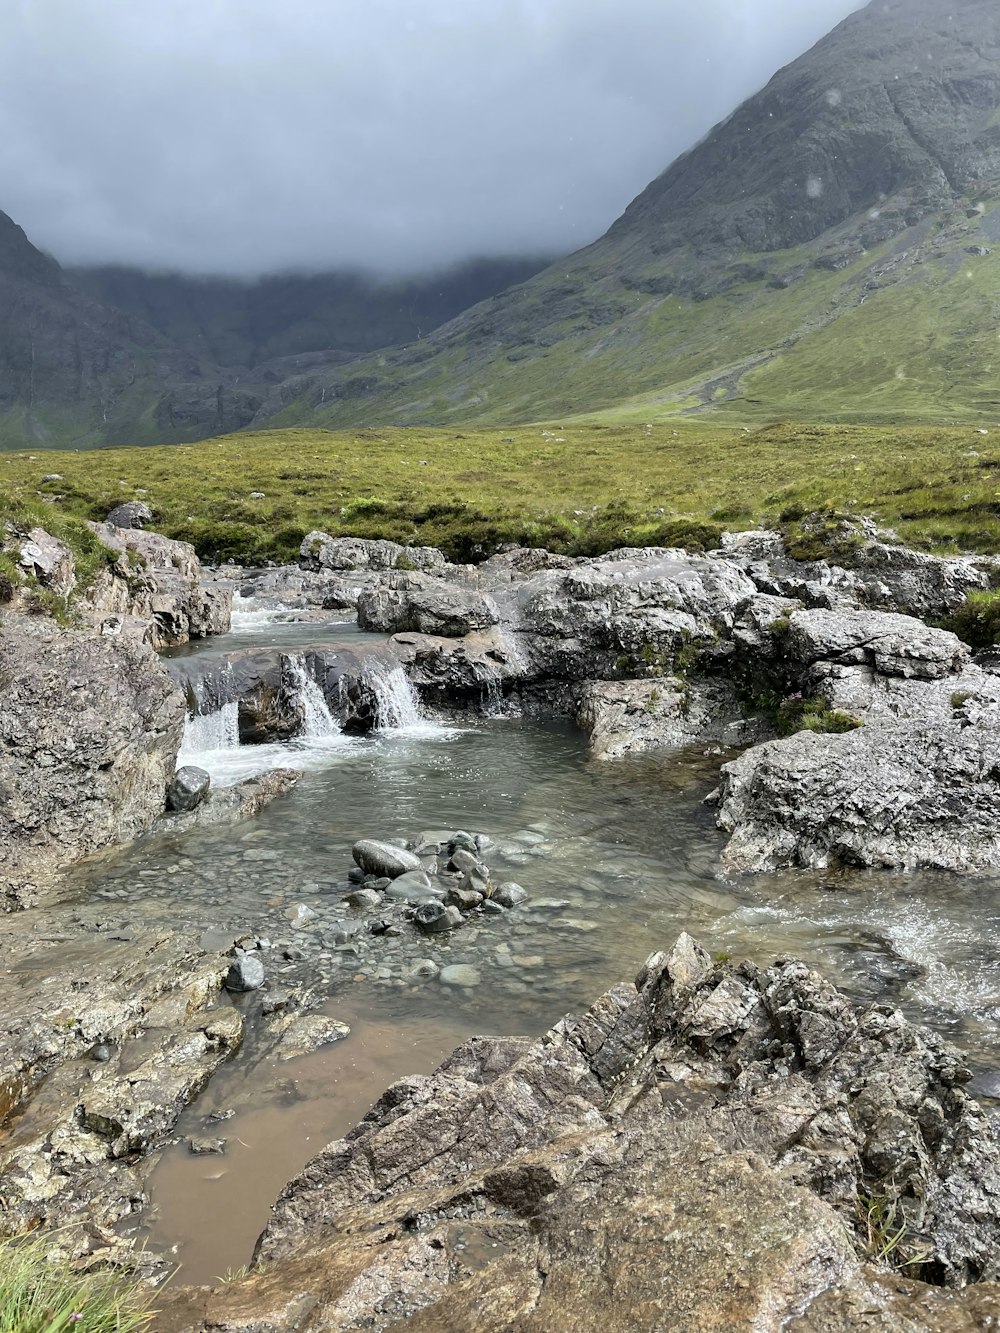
285 903 317 929
385 870 444 902
224 952 265 992
344 887 383 909
166 765 211 813
352 839 422 879
189 1136 226 1155
414 902 462 934
439 963 481 987
447 887 483 912
493 882 528 908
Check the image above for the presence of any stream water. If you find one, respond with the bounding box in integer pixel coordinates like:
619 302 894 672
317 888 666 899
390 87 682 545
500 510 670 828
61 601 1000 1285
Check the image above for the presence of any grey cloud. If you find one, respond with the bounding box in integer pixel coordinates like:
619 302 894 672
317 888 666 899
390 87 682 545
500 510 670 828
0 0 865 276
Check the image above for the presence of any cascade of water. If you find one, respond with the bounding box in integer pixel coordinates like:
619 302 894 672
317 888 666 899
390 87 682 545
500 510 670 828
178 700 240 761
230 592 295 630
285 654 341 740
367 662 423 731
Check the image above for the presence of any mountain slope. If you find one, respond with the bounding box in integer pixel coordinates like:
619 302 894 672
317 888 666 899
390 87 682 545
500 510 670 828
258 0 1000 428
0 212 264 448
71 257 551 370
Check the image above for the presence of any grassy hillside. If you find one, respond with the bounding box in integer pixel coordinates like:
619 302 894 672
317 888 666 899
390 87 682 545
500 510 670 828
251 204 1000 432
2 420 999 567
240 0 1000 433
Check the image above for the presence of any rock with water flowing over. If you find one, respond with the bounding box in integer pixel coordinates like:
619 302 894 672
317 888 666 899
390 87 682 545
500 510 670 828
0 614 185 909
159 938 1000 1331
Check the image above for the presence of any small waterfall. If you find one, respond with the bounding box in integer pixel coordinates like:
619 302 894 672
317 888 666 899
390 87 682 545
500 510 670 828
367 662 424 731
286 654 342 741
178 700 240 761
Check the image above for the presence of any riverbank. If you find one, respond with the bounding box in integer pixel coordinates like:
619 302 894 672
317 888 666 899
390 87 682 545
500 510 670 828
3 505 1000 1327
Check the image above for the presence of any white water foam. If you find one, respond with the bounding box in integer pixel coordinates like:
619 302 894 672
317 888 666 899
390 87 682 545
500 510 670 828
230 592 298 632
285 654 343 744
175 656 354 786
366 662 454 738
179 700 240 758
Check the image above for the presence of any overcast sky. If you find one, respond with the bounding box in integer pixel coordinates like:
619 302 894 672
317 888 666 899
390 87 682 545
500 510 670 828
0 0 866 277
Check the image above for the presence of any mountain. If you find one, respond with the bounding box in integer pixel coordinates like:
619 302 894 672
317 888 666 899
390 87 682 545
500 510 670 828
71 258 551 370
263 0 1000 428
4 0 998 447
0 214 548 449
0 211 267 447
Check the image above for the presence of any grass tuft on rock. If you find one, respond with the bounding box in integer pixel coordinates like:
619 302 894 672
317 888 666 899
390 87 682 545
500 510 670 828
942 588 1000 649
0 1232 156 1333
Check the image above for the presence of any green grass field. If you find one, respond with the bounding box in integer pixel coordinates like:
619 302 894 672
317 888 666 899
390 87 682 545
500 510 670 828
2 419 1000 571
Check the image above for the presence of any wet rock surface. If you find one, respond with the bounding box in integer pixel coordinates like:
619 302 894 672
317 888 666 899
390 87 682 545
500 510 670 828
168 765 212 812
0 614 185 907
157 938 1000 1331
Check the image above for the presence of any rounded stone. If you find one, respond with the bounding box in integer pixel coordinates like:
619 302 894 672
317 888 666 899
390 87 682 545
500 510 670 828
352 839 423 879
493 882 528 908
439 964 482 987
224 952 266 992
166 765 211 813
414 901 462 934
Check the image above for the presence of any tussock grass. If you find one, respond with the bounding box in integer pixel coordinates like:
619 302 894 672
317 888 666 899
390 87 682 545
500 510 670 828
1 418 999 567
0 1232 155 1333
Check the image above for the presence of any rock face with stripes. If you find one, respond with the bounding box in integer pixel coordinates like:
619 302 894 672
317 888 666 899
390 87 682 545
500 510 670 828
158 937 1000 1331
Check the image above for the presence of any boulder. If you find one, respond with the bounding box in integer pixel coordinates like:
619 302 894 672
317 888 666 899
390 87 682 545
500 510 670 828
352 839 423 878
785 608 968 681
358 574 500 637
166 765 211 812
105 501 153 530
299 532 445 574
224 952 266 992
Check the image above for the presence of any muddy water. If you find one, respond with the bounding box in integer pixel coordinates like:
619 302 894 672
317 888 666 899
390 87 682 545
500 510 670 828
62 612 1000 1283
144 1000 472 1287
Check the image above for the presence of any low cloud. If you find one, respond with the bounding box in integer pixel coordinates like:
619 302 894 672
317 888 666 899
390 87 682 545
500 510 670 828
0 0 865 276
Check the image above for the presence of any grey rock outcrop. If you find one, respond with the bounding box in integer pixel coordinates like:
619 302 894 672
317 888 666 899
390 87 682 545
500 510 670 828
86 522 232 647
0 910 239 1238
0 615 185 907
160 939 1000 1331
717 719 1000 874
299 532 446 574
17 527 75 597
577 676 754 760
718 522 1000 620
784 609 968 681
